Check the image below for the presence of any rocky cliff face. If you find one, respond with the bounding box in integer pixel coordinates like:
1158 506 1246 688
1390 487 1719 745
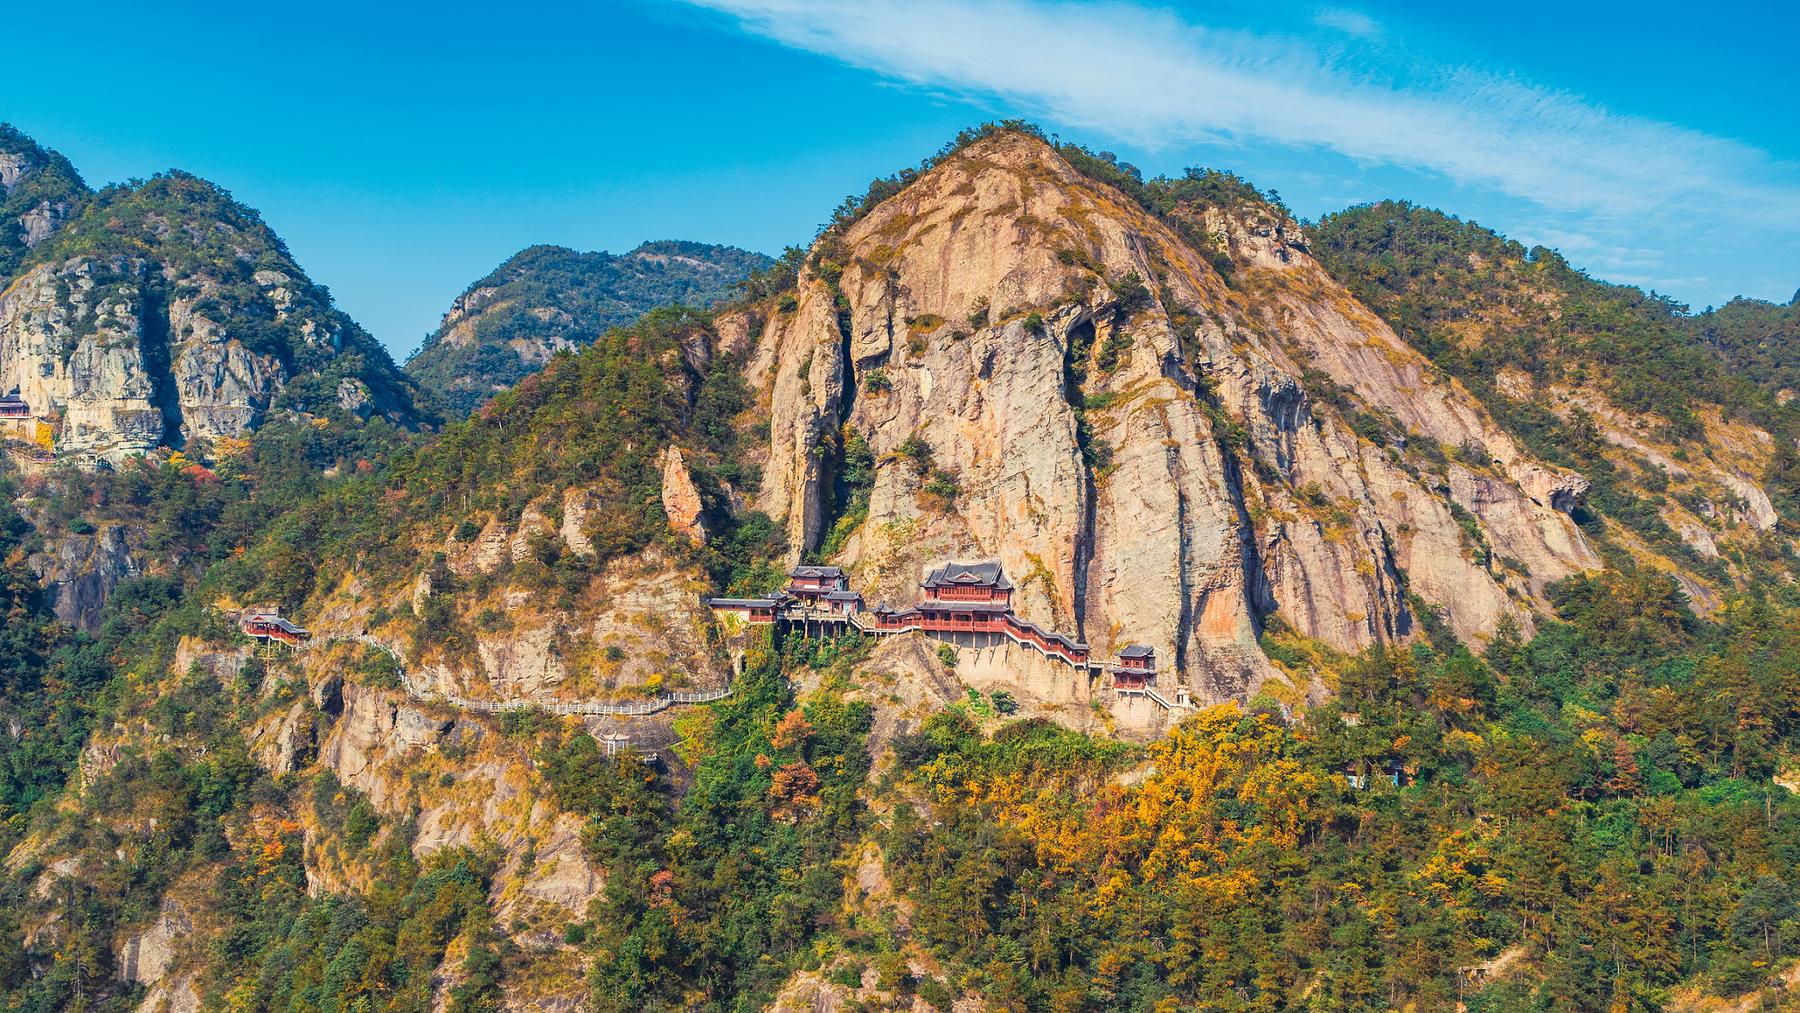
407 240 772 416
4 123 1794 1013
746 132 1596 701
7 636 606 1010
0 256 297 461
26 521 141 632
0 167 425 464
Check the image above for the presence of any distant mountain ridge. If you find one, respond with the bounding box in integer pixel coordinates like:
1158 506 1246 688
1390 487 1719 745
405 239 772 415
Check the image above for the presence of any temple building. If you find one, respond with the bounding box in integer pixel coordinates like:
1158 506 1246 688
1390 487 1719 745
920 559 1013 608
703 597 780 624
1113 644 1156 690
821 588 863 615
915 560 1012 633
242 611 311 646
0 390 31 419
786 564 848 608
700 557 1177 706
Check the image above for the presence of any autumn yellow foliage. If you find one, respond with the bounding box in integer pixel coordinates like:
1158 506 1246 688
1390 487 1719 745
918 706 1324 918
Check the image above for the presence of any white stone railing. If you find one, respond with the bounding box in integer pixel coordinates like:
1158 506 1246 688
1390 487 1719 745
1142 687 1193 712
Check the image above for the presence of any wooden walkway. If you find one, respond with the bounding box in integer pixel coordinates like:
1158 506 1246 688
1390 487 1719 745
841 611 1192 712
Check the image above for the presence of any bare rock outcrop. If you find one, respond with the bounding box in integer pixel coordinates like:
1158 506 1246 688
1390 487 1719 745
748 132 1601 704
311 677 607 961
248 699 318 776
1515 463 1591 514
559 486 601 557
0 256 302 462
28 521 141 631
0 258 166 461
0 163 420 465
659 445 709 544
135 975 200 1013
117 897 191 985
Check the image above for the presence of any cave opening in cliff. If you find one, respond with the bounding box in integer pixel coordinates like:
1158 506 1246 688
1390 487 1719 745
1061 315 1100 637
136 280 186 450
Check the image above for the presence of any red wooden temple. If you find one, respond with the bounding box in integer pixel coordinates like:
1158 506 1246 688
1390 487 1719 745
0 391 31 419
704 565 864 625
703 597 780 624
241 611 312 646
705 558 1154 682
1112 644 1157 689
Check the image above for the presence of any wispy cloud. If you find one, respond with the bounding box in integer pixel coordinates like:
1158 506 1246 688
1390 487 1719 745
672 0 1800 233
1312 7 1381 41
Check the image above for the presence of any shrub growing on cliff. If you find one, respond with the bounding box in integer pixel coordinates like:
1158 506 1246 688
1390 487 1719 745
920 469 960 512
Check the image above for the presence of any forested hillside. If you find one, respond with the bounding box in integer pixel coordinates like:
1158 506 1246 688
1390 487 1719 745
0 123 1798 1012
406 241 772 416
1697 293 1800 401
1312 202 1799 605
0 124 87 281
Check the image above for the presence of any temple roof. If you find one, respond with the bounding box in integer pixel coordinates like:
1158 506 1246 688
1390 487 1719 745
245 613 308 635
824 589 861 601
789 564 844 579
921 559 1013 590
1119 644 1155 659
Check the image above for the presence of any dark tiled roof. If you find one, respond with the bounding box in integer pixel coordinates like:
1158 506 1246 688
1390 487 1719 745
789 564 844 578
824 590 862 600
1119 644 1155 659
921 559 1013 590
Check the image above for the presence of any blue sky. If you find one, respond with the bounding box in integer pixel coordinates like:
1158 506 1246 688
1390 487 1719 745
7 0 1797 358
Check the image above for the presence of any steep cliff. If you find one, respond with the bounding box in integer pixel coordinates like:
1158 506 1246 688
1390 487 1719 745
0 163 427 464
407 240 772 416
746 130 1595 702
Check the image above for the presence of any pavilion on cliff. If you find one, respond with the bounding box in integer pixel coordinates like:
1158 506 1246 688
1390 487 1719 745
242 610 311 647
1113 644 1157 689
786 564 849 608
920 559 1013 608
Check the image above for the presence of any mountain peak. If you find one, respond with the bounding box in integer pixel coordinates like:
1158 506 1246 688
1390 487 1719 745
743 120 1606 708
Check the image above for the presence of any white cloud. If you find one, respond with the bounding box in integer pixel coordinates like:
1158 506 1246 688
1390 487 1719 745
1313 7 1381 40
671 0 1800 232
